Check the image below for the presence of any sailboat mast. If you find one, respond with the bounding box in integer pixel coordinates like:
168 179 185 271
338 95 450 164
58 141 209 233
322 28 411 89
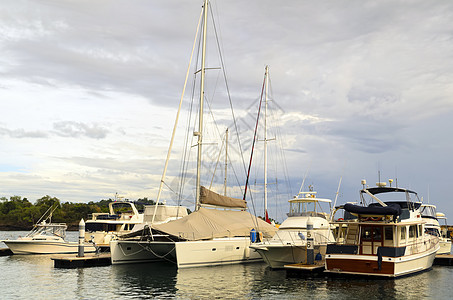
264 65 269 221
224 128 228 196
195 0 208 210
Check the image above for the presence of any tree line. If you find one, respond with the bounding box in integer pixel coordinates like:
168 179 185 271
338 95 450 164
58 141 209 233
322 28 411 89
0 195 156 230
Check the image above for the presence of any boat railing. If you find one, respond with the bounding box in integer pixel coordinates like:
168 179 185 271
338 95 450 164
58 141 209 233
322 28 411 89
270 230 333 246
287 212 328 218
332 232 439 255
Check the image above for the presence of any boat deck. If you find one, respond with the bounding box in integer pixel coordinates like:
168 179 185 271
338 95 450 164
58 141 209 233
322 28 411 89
284 261 325 273
434 254 453 266
51 253 111 268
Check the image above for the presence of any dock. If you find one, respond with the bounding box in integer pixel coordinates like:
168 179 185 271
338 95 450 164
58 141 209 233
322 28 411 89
284 261 325 276
0 247 13 256
51 253 111 268
434 254 453 266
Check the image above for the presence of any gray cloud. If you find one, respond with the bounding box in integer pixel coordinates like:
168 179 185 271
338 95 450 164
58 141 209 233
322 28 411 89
0 126 48 138
1 0 453 221
52 121 109 139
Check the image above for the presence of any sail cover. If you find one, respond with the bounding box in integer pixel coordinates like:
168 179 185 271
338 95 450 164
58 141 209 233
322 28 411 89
199 186 247 208
152 207 277 240
123 207 278 241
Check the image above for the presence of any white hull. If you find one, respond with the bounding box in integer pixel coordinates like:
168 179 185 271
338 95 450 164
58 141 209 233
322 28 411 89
253 244 326 269
110 237 262 268
4 240 97 255
110 240 169 264
438 240 452 255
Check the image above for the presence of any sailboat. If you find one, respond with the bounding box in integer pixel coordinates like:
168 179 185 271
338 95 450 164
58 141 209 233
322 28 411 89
109 0 277 268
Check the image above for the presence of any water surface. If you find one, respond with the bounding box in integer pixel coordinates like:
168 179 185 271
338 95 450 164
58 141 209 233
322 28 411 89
1 231 452 299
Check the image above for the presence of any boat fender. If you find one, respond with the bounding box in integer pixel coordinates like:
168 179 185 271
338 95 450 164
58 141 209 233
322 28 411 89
258 232 263 243
315 253 322 261
250 229 257 243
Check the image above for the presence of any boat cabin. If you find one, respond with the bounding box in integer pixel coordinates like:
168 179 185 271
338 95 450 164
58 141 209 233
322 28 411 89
332 200 432 257
287 191 331 219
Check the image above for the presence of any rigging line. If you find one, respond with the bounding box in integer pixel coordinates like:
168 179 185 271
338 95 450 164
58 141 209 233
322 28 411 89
209 4 248 180
203 96 244 198
226 150 246 195
242 72 266 229
197 3 260 228
209 132 226 190
298 162 312 195
273 108 292 196
265 80 293 219
243 77 265 201
177 14 204 206
153 6 204 214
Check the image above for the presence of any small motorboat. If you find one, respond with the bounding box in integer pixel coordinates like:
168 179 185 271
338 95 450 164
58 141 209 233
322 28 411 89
2 206 96 255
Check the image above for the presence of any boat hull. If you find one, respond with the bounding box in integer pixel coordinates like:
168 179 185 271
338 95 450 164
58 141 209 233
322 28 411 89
325 245 439 278
110 237 262 268
438 240 452 255
252 244 326 269
110 240 170 264
3 240 97 255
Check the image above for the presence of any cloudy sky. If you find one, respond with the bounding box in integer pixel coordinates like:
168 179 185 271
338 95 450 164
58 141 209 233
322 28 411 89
1 0 453 222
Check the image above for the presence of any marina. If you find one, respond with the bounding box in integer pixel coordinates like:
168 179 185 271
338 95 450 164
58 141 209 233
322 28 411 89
1 0 453 299
1 230 453 299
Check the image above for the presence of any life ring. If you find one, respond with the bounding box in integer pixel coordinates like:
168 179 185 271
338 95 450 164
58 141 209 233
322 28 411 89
338 218 344 221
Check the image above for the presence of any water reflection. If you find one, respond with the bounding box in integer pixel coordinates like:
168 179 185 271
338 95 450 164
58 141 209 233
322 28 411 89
1 231 452 300
112 262 178 299
174 263 263 299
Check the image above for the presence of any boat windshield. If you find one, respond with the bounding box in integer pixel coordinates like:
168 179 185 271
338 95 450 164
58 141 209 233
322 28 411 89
26 224 67 239
419 205 437 219
288 200 329 218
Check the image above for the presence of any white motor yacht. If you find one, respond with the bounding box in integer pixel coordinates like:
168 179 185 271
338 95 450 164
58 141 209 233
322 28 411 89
85 201 188 248
326 181 439 278
419 204 452 255
250 187 335 268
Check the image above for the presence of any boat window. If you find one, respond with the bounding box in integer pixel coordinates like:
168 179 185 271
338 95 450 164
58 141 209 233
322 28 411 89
426 227 440 237
361 226 373 241
86 223 104 232
400 226 406 241
384 226 393 241
399 209 410 220
418 225 423 237
420 206 437 218
108 224 118 231
373 227 382 241
360 226 382 242
409 225 416 238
